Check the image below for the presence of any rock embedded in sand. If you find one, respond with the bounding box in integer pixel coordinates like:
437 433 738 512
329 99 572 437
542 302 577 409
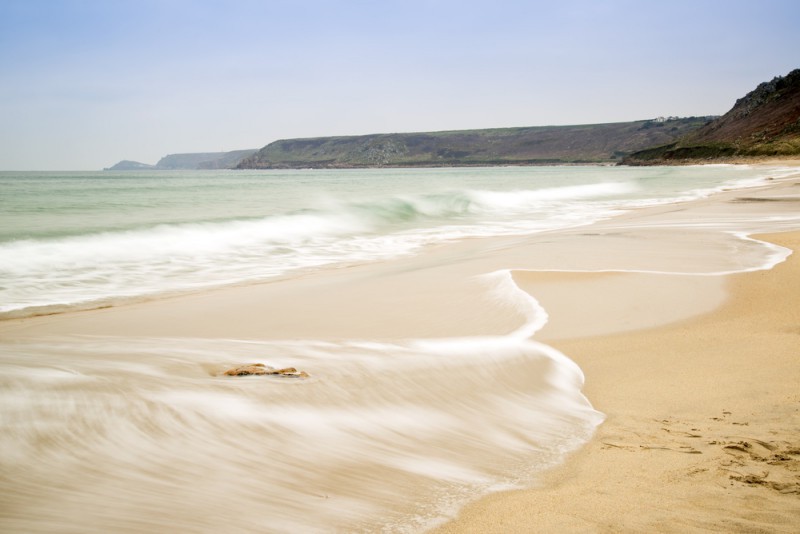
222 363 309 378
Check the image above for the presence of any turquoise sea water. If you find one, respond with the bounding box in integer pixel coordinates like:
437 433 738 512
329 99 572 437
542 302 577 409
0 165 784 317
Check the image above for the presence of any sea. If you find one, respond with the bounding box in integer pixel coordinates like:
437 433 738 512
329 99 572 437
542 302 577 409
2 164 792 317
0 165 796 532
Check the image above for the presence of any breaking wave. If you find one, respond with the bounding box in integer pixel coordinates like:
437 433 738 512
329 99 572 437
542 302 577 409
0 182 637 316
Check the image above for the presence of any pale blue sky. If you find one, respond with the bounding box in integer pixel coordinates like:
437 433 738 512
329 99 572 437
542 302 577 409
1 0 798 170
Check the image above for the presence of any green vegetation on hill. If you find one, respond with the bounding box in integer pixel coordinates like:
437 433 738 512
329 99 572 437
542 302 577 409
236 118 710 169
623 69 800 165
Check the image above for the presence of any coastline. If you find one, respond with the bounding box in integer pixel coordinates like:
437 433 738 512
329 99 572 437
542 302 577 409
2 164 800 532
431 174 800 531
433 230 800 532
4 170 799 342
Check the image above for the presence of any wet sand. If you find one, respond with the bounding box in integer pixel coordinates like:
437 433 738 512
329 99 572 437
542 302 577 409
434 231 800 533
433 227 800 527
2 168 800 532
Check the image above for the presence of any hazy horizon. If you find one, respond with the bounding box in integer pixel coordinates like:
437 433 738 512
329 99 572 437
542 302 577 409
1 0 799 171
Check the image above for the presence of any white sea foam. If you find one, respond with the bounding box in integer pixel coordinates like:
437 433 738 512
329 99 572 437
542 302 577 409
0 180 644 314
0 334 603 532
3 165 787 316
468 181 638 208
478 269 549 338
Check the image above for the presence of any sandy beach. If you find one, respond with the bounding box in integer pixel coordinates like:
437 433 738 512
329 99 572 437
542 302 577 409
435 231 800 533
2 165 799 532
432 177 800 530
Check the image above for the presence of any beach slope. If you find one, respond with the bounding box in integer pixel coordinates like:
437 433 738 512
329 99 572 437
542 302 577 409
2 168 799 533
433 230 800 532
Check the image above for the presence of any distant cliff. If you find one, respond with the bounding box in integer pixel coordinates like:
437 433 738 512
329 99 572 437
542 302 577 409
236 118 710 169
196 150 259 169
623 69 800 164
154 150 258 169
105 70 800 171
104 149 257 171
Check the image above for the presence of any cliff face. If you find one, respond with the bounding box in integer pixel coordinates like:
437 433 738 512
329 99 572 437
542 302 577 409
107 71 800 171
694 69 800 145
196 149 259 169
154 150 258 170
623 69 800 164
237 118 709 169
104 149 257 171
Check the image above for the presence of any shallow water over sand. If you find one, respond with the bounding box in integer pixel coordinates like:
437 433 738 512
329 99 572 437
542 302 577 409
0 334 601 533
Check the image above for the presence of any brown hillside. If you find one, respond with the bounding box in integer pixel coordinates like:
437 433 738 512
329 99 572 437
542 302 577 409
623 69 800 164
693 69 800 144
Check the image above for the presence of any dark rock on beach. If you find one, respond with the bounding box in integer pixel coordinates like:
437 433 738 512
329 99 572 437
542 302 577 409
222 363 309 378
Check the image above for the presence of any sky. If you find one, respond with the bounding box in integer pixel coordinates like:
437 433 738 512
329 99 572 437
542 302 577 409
1 0 799 170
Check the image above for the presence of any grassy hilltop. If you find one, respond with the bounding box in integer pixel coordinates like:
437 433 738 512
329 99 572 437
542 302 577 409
236 118 710 169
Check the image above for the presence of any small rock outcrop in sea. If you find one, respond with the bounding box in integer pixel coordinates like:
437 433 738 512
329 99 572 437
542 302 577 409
221 363 309 378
